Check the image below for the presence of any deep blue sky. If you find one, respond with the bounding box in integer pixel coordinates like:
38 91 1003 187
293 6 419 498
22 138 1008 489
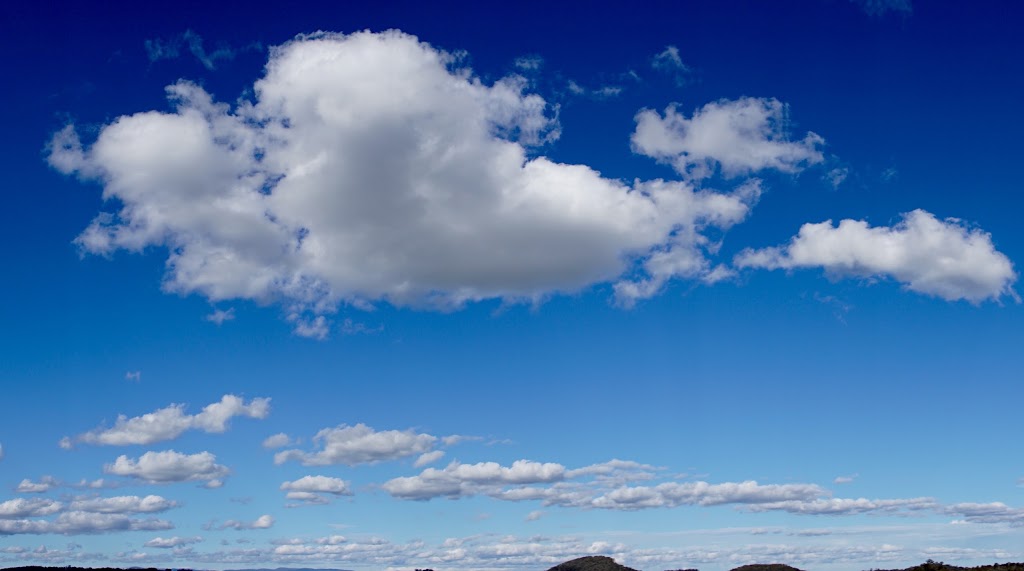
1 1 1022 570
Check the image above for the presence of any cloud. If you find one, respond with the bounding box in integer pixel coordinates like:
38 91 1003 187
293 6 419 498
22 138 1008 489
15 477 60 494
734 209 1017 303
274 423 437 466
67 495 177 514
590 481 826 510
65 394 270 447
632 97 825 180
51 30 769 335
145 30 250 70
413 450 445 468
824 166 849 189
525 510 545 521
212 514 274 530
0 498 64 518
262 433 294 449
205 307 235 325
124 371 141 382
0 512 173 536
834 474 858 484
280 476 352 506
945 502 1024 525
144 536 203 548
383 460 568 500
103 450 229 484
852 0 912 16
651 45 690 85
747 497 938 516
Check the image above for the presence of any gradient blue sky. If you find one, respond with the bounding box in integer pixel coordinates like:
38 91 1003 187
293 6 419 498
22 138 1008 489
2 1 1023 570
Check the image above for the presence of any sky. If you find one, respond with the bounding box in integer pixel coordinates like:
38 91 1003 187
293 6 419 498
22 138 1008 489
1 1 1023 570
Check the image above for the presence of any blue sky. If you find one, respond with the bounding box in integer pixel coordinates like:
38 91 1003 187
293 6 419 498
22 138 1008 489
1 1 1023 570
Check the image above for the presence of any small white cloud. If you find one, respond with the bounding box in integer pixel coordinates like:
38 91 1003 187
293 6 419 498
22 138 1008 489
383 460 567 500
414 450 445 468
65 394 270 447
652 45 687 72
104 450 229 484
214 514 274 530
205 307 235 325
632 97 825 180
525 510 545 521
275 423 437 466
15 476 61 493
262 433 294 449
289 314 329 340
852 0 912 16
145 30 246 70
144 536 203 549
514 55 543 70
834 474 858 484
124 371 141 382
824 167 849 189
0 498 64 518
281 475 352 506
735 209 1017 303
651 45 691 86
68 495 178 514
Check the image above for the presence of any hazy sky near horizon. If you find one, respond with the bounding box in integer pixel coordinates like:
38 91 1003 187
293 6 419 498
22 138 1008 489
2 1 1023 570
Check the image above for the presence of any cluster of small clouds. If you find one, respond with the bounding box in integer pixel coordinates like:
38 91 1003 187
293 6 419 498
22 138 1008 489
48 30 1012 338
372 456 1024 527
0 495 176 536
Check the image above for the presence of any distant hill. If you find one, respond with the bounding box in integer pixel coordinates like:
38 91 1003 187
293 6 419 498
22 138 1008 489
546 556 640 571
872 562 1024 571
729 565 804 571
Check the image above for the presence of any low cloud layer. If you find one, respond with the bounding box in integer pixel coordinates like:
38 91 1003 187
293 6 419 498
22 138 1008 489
0 495 178 536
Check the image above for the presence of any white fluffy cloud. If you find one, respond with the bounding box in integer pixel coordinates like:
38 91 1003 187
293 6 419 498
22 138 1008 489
214 514 274 530
0 512 173 536
67 495 178 514
65 394 270 447
735 209 1017 302
274 423 437 466
590 481 826 510
50 30 764 335
384 460 567 500
15 477 60 494
144 536 203 548
413 450 446 468
632 97 824 180
0 498 64 518
280 475 352 506
262 433 294 449
104 450 229 484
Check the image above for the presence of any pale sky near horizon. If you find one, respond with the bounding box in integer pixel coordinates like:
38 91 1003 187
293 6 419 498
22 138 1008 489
1 1 1023 570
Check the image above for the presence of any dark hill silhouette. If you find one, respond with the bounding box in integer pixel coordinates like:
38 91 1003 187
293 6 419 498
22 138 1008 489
546 556 640 571
729 565 804 571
